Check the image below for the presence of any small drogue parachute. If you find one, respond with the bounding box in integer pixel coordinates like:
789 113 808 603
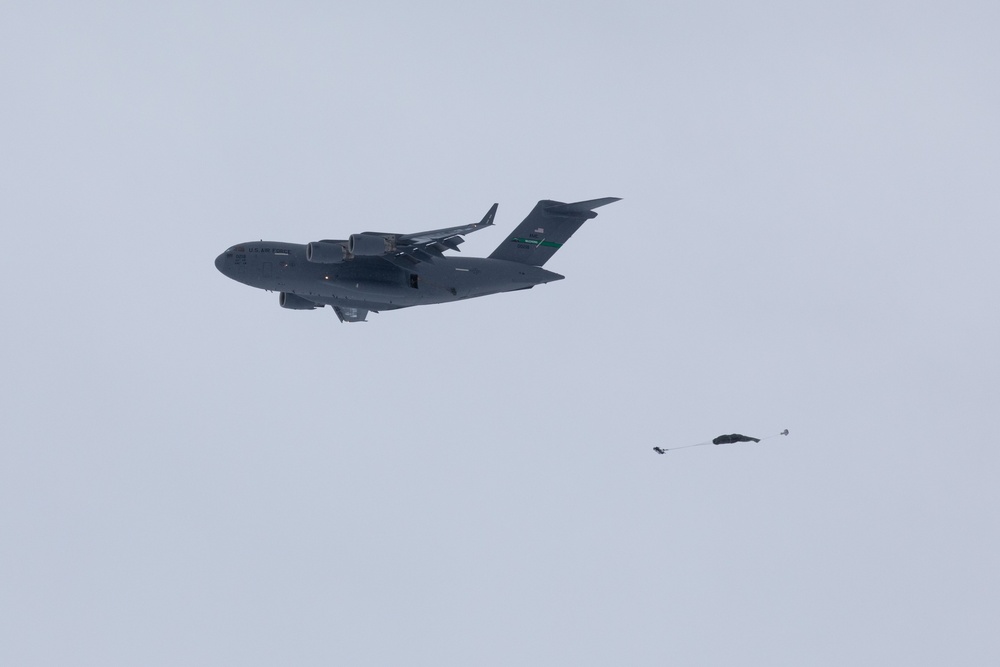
654 429 788 454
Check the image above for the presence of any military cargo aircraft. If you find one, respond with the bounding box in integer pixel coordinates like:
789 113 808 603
215 197 620 322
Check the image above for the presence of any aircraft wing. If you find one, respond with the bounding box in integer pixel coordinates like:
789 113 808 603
384 203 497 265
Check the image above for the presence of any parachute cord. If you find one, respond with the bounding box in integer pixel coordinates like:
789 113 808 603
662 441 712 452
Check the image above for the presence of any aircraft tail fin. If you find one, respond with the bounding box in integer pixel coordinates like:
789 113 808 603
488 197 620 266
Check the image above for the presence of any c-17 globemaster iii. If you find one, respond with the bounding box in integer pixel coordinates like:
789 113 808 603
215 197 620 322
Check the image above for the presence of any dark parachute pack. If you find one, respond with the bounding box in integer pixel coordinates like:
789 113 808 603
654 429 789 454
712 433 760 445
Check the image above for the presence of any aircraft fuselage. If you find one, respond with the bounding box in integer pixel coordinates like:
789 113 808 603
214 241 564 312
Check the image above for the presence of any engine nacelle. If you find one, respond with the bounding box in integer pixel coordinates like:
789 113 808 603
349 233 394 256
279 292 319 310
306 241 348 263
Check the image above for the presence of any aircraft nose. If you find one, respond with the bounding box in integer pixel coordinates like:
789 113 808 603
215 252 227 274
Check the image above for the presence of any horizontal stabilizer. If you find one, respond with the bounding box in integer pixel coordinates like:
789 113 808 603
544 197 621 217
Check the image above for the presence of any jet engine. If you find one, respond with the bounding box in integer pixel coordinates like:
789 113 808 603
306 241 348 263
349 233 394 256
279 292 319 310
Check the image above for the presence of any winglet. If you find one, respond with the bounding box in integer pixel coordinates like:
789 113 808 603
479 203 498 227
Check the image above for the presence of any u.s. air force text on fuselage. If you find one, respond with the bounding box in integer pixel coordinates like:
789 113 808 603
215 197 620 323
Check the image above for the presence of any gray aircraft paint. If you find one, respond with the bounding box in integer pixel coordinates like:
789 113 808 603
215 198 619 322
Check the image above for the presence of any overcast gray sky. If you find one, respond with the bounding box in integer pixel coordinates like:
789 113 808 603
2 1 998 665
